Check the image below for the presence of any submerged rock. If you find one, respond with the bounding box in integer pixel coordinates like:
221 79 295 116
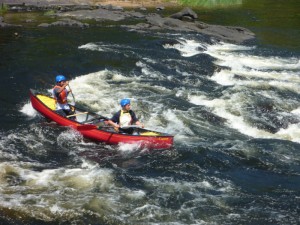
0 16 22 27
38 18 89 28
57 8 126 21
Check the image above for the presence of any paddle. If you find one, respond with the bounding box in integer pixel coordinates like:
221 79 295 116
66 111 88 118
120 125 164 135
67 83 76 106
66 83 109 122
121 125 142 129
77 124 162 137
84 115 110 123
77 123 141 131
77 124 139 132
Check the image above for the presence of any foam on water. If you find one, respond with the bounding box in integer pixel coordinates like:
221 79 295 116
205 42 300 88
163 38 207 57
20 101 37 118
276 123 300 143
207 45 299 70
136 60 168 80
25 39 300 145
117 142 143 153
189 92 300 142
68 69 180 137
18 66 180 151
78 41 142 57
0 160 117 217
19 39 300 147
56 128 83 149
291 107 300 116
2 22 299 224
2 152 230 223
78 42 106 51
188 94 272 138
168 38 300 143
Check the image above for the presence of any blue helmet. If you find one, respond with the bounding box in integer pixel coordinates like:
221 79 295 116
120 98 130 107
55 75 66 83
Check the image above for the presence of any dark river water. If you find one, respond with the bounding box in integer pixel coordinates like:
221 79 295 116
0 0 299 224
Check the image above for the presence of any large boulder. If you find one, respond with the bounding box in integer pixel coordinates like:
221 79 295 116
140 14 255 43
170 7 198 21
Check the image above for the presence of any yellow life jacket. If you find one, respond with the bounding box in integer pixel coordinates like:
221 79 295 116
119 110 132 127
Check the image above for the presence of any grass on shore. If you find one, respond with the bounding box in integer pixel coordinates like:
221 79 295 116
178 0 242 7
87 0 242 8
0 3 8 15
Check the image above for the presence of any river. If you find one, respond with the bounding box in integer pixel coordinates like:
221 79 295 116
0 0 299 224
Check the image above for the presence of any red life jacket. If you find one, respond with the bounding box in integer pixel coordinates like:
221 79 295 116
53 85 68 104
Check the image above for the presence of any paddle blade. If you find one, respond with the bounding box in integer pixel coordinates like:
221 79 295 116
121 125 141 129
77 124 98 131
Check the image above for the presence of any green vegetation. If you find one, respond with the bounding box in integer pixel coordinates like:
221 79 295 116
177 0 242 7
44 10 56 16
0 3 8 15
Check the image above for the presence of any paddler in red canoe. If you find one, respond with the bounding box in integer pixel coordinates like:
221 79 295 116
52 75 76 120
107 98 144 134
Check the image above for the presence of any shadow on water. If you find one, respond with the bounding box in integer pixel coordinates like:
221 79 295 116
194 0 300 51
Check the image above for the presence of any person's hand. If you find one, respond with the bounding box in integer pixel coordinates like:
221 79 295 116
113 124 120 132
65 81 72 92
136 122 144 128
63 81 69 88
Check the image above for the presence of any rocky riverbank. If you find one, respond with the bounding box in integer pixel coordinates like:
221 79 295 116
1 0 176 8
0 0 255 43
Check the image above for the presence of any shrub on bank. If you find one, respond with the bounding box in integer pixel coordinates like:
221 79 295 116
0 3 8 15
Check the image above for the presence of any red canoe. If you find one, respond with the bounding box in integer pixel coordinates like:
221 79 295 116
29 89 174 150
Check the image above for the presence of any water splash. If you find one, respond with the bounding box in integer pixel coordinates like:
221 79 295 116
20 101 37 118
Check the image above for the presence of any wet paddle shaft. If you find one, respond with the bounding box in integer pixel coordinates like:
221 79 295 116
67 84 75 106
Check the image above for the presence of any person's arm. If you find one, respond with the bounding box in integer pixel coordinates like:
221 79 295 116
107 111 120 129
131 111 144 128
135 120 144 128
56 81 70 94
107 119 120 129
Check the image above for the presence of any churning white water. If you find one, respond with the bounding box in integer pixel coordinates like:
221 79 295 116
5 30 299 224
165 38 300 143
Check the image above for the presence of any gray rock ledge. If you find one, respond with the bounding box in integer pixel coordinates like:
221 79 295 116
0 1 255 43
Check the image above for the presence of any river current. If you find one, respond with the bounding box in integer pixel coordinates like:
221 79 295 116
0 1 300 225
